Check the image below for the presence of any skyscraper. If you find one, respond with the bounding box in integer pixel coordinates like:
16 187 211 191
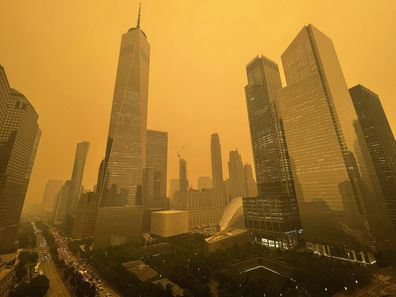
0 88 40 251
244 55 300 249
349 84 396 230
99 4 150 207
143 130 168 205
197 176 212 190
179 158 188 192
211 133 224 190
71 191 99 239
66 141 89 215
169 179 179 199
228 150 245 199
41 180 63 212
277 24 394 262
94 5 148 247
0 66 10 129
243 163 257 197
51 181 71 225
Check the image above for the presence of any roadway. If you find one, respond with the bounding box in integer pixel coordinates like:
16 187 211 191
49 228 121 297
34 225 71 297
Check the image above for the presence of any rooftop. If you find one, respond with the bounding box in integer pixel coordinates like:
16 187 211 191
152 210 188 215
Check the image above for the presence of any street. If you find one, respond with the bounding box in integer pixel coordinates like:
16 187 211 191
34 224 71 297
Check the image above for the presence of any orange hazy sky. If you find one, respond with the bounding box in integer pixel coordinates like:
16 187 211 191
1 0 395 204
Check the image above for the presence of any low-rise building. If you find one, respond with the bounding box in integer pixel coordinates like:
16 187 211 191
205 228 249 253
173 189 225 231
94 206 143 248
151 210 188 237
122 260 158 282
153 278 184 296
0 265 14 297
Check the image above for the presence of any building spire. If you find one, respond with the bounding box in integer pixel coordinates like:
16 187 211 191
136 2 141 28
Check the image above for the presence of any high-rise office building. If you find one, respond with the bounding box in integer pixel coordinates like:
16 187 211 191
243 163 257 197
197 176 212 190
211 133 224 189
169 179 179 199
0 88 40 251
143 130 168 207
228 150 245 199
244 55 300 249
173 189 223 231
71 191 99 239
98 4 150 207
0 66 10 129
94 5 149 247
210 133 228 208
277 24 394 263
41 180 63 212
179 158 188 192
51 181 71 224
66 141 89 215
350 85 396 230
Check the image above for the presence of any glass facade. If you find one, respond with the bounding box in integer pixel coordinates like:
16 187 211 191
350 85 396 231
243 56 301 249
277 25 394 261
66 141 89 215
94 12 151 247
99 24 150 207
228 150 245 199
0 88 40 251
99 25 150 207
143 129 168 206
211 133 224 190
0 66 10 129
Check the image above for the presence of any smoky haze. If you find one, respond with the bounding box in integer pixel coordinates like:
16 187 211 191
0 0 395 204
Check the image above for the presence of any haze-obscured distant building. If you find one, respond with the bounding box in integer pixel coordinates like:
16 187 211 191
41 180 63 212
66 141 89 216
169 179 179 199
71 192 99 239
0 85 40 252
173 189 224 231
211 133 224 190
243 163 257 197
197 176 212 190
211 133 228 208
179 158 188 192
228 150 246 199
350 84 396 231
51 181 70 225
150 210 188 237
143 130 168 208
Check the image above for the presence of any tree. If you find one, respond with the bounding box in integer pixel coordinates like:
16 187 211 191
30 275 50 297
